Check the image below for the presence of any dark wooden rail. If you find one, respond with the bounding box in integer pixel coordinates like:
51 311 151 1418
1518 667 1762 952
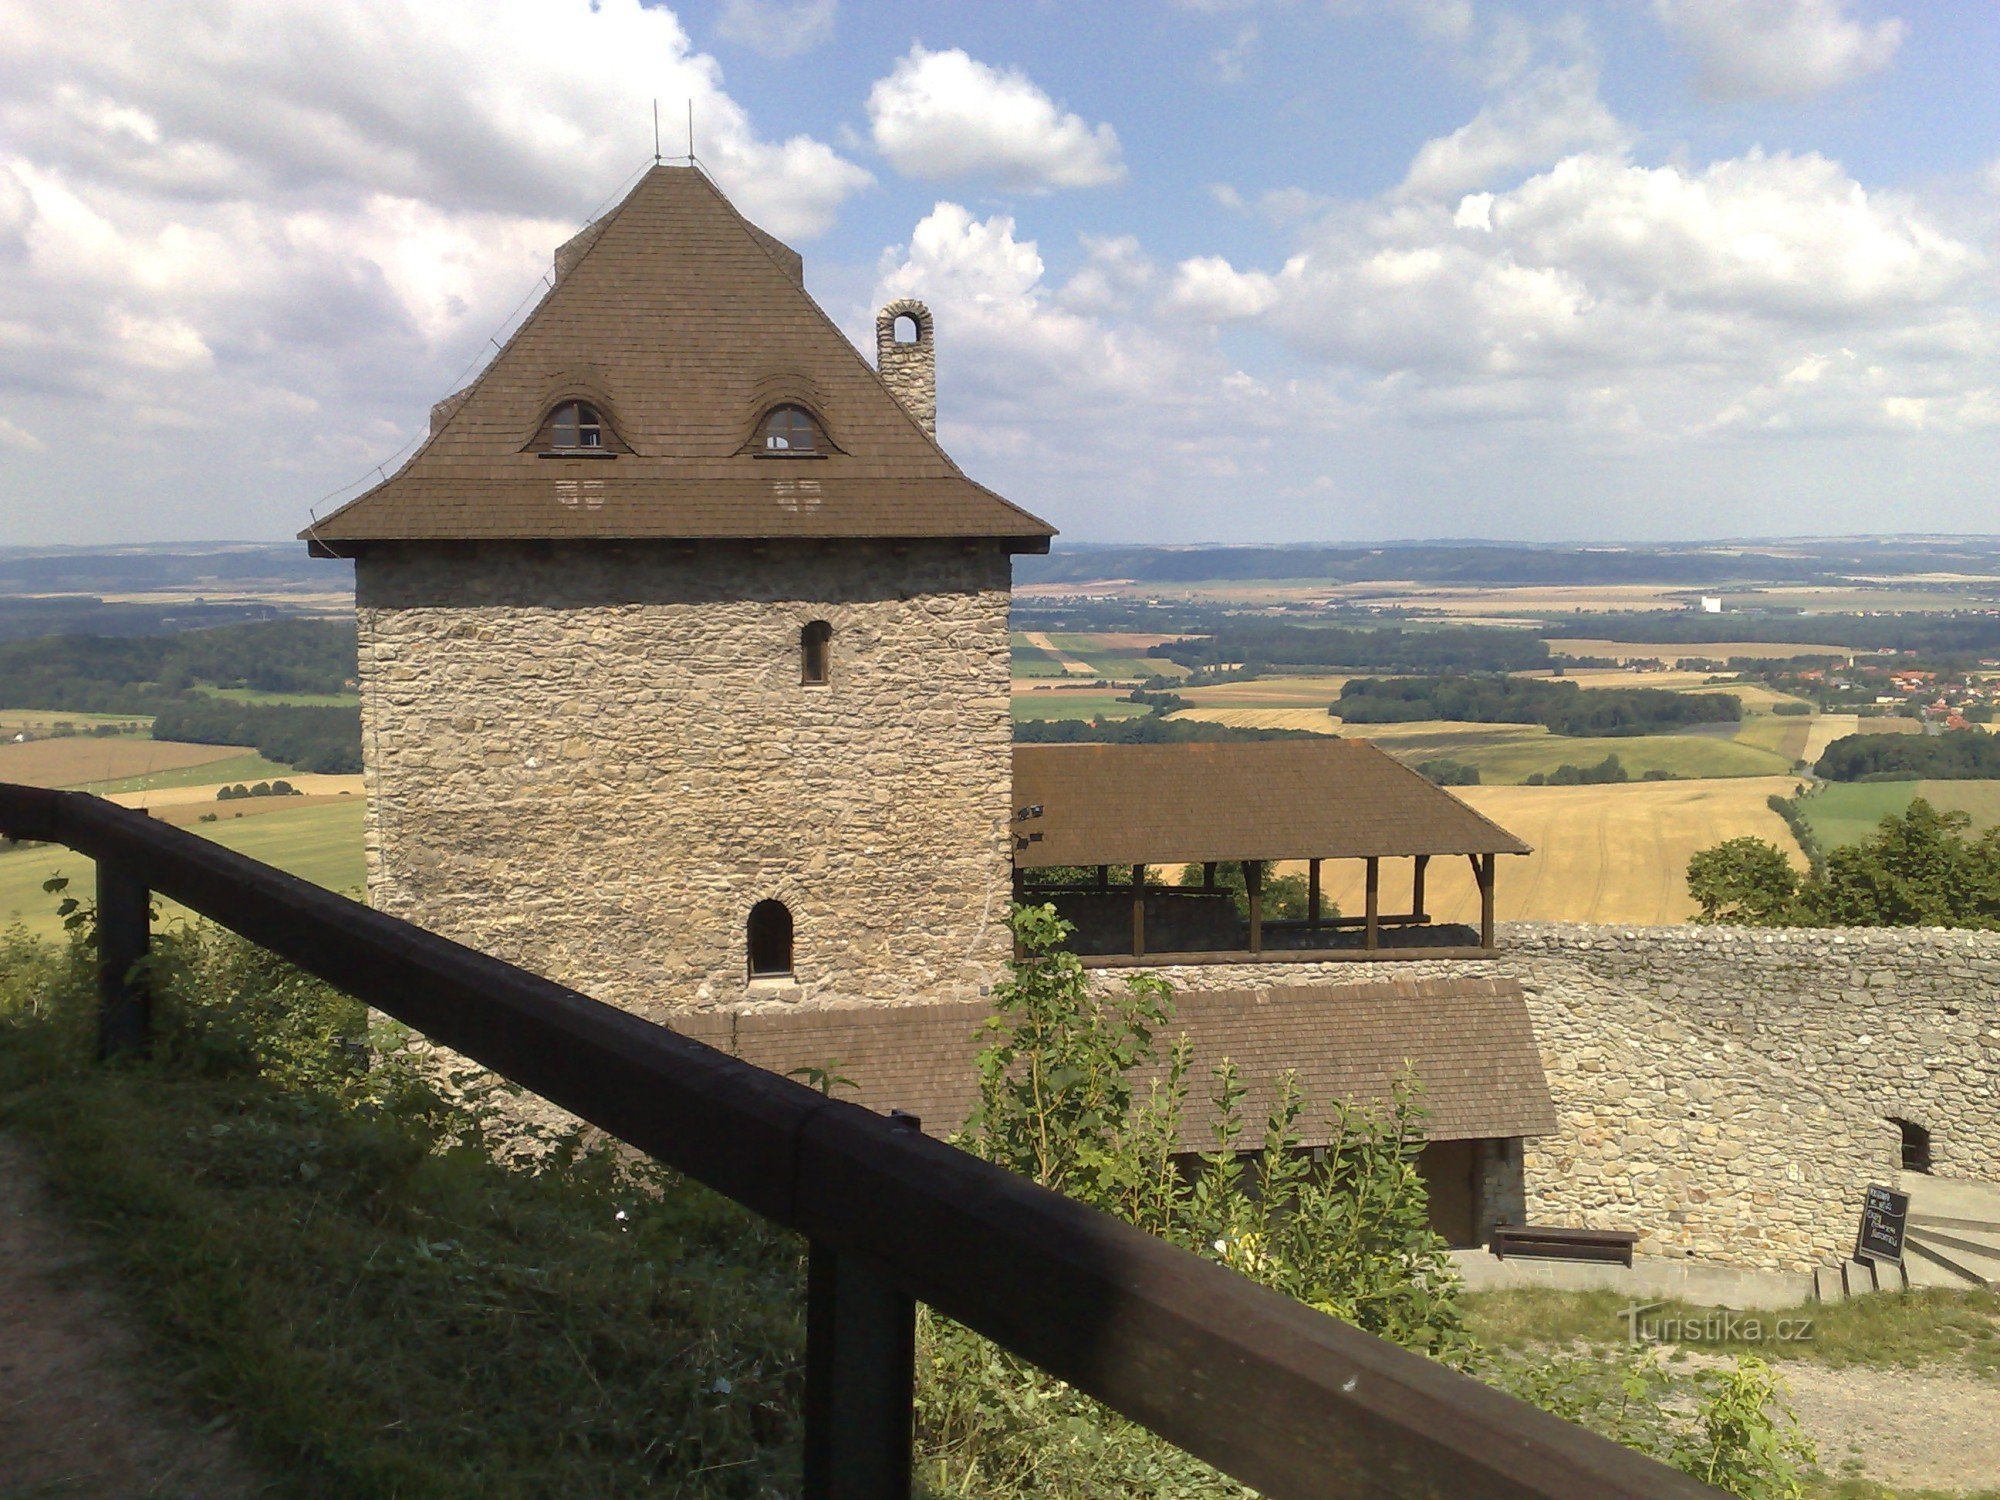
0 783 1720 1500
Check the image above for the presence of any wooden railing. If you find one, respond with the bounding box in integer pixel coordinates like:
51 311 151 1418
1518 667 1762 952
0 783 1719 1500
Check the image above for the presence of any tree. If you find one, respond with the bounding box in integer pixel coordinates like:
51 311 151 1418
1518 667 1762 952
1801 799 2000 929
1686 838 1800 925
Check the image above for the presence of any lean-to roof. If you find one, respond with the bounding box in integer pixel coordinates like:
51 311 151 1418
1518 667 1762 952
304 166 1053 551
1012 740 1532 868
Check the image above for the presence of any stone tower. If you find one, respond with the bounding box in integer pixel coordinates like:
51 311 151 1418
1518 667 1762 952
304 166 1053 1020
875 299 936 438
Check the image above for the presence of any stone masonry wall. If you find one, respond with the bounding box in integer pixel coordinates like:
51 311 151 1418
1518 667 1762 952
355 539 1015 1021
1097 923 2000 1272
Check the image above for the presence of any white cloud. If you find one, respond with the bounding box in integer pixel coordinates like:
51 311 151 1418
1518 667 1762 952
1211 24 1259 84
0 414 43 451
1653 0 1906 100
1168 256 1280 321
0 0 870 539
865 46 1125 191
1400 61 1626 197
714 0 836 60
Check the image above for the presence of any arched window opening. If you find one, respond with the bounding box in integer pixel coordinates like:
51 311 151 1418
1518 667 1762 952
748 900 794 979
549 400 604 449
893 313 920 344
1893 1117 1932 1174
801 619 832 685
760 404 821 453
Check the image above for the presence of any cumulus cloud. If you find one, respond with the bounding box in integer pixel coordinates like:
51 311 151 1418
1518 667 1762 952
865 46 1125 191
714 0 837 60
1654 0 1906 100
1168 257 1281 321
1400 61 1626 197
0 0 869 539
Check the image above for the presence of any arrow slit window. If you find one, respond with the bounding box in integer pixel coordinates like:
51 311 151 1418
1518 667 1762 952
801 619 832 685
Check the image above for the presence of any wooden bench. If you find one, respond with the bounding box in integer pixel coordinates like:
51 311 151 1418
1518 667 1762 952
1490 1225 1640 1267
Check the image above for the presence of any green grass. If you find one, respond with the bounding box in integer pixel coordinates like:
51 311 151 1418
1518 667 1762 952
0 708 153 731
0 930 804 1497
1009 644 1069 678
73 750 298 795
1011 693 1151 722
1364 726 1794 784
1464 1286 2000 1378
0 800 366 938
195 686 361 708
1795 780 2000 849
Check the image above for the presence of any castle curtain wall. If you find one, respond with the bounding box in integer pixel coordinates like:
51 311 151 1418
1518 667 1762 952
354 538 1015 1017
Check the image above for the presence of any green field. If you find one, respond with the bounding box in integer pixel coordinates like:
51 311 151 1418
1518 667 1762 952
73 752 299 796
196 686 362 708
1010 641 1069 678
1794 780 2000 849
0 800 367 939
1012 692 1150 722
1338 719 1795 784
0 709 153 732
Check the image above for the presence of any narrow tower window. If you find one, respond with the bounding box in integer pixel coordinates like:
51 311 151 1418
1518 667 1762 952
549 400 603 448
893 313 920 344
1893 1118 1932 1174
801 619 832 685
760 404 821 453
748 900 794 979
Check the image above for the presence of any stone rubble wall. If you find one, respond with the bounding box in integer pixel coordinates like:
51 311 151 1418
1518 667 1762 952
1101 923 2000 1272
355 539 1015 1022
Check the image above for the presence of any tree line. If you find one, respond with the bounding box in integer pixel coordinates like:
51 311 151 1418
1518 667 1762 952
0 619 358 712
1335 675 1740 737
1815 729 2000 781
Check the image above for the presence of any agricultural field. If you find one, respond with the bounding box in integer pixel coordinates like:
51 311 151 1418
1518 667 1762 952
1173 675 1347 709
195 686 361 708
1306 776 1808 926
0 709 152 734
0 735 260 791
1793 780 2000 849
1009 631 1187 683
0 798 367 940
1011 690 1150 722
1545 639 1855 663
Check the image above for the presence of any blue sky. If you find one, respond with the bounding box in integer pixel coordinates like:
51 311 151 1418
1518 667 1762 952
0 0 1994 547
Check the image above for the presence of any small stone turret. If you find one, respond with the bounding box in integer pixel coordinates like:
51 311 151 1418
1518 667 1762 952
875 299 936 438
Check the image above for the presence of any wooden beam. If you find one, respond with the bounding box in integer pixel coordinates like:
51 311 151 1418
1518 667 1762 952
1245 859 1263 955
1132 864 1147 957
1364 857 1380 953
1412 854 1429 921
1308 859 1322 930
1479 852 1496 950
1097 864 1109 891
1202 861 1217 893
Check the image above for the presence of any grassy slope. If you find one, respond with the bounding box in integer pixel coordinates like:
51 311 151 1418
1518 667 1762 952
1 800 366 938
1011 693 1150 722
0 935 803 1498
196 686 362 708
75 750 298 795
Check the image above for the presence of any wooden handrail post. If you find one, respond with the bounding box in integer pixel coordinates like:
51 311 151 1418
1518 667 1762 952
96 856 152 1060
1245 860 1262 954
1479 852 1496 950
803 1238 915 1499
1131 864 1146 957
1363 857 1379 953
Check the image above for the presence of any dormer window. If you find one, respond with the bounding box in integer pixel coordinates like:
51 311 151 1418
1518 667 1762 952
551 401 603 449
760 404 822 454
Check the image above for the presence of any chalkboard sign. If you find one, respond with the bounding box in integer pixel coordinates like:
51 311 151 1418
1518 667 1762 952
1856 1183 1910 1263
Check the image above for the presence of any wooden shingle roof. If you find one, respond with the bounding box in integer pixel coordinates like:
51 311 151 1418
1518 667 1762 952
303 166 1054 550
1012 740 1532 868
673 976 1556 1146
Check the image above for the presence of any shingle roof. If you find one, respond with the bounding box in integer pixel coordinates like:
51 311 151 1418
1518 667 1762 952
302 166 1054 550
674 976 1556 1146
1011 741 1532 868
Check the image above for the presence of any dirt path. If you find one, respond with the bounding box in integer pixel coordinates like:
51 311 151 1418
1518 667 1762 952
0 1135 271 1498
1765 1359 2000 1493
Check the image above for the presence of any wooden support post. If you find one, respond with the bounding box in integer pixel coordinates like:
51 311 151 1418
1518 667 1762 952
1202 861 1217 893
1364 857 1380 953
1096 864 1109 891
1131 864 1146 957
1412 854 1429 921
1245 860 1263 955
96 857 151 1060
803 1239 916 1500
1308 859 1322 931
1479 852 1496 951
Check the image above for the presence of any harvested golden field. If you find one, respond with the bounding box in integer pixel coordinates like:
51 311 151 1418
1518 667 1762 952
1547 639 1853 662
1164 707 1341 734
1800 713 1922 764
101 774 366 813
1303 776 1808 926
0 736 253 789
1520 668 1728 691
1176 675 1347 708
